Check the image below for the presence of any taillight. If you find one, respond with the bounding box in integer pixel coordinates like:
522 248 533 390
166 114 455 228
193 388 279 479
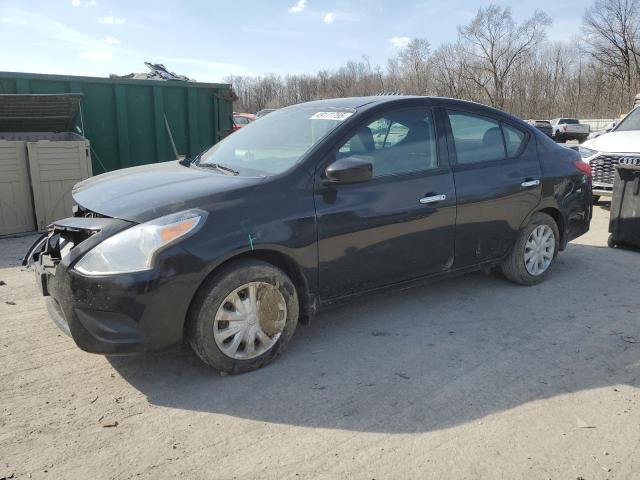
573 160 592 177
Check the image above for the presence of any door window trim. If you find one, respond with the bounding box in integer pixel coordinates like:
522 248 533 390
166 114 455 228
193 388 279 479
443 107 530 169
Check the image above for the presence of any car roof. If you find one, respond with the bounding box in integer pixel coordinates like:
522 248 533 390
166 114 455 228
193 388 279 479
298 95 428 109
282 95 531 128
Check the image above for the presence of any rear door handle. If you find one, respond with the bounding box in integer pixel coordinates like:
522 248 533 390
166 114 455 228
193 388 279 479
521 179 540 188
419 194 446 204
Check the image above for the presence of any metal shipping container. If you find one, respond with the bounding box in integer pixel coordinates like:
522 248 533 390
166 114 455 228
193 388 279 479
0 71 234 175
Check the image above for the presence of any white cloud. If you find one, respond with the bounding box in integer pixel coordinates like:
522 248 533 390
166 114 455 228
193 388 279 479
71 0 97 6
288 0 306 13
390 36 411 48
79 50 112 61
99 15 125 25
323 12 335 23
104 36 121 45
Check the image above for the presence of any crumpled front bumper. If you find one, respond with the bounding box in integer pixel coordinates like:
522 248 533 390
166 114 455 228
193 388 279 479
26 216 204 355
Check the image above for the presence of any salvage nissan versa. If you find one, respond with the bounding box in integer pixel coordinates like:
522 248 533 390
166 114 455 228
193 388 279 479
25 96 592 374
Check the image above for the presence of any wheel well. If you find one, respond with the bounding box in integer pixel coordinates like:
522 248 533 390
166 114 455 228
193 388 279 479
189 249 313 326
538 207 566 248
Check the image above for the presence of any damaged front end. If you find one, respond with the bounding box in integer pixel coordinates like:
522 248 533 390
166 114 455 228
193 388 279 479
24 212 133 290
24 209 134 342
24 205 203 355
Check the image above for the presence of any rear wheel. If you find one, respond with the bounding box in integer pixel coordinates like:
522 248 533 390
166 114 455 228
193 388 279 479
501 212 560 285
187 259 299 374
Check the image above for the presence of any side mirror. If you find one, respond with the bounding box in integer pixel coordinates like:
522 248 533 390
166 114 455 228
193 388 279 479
324 156 373 185
605 121 617 132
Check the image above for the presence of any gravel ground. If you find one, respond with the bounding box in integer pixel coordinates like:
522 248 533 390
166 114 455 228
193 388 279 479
1 205 639 480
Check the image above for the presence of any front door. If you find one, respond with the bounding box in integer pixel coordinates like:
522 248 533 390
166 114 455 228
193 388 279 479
315 106 457 299
444 108 542 267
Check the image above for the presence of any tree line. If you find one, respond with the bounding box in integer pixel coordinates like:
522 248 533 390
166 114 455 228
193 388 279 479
226 0 640 120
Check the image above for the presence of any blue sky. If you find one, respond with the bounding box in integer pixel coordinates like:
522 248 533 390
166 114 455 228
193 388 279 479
1 0 588 83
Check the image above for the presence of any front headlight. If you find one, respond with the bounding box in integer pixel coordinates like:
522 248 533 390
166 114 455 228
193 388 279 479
577 146 599 161
74 209 206 275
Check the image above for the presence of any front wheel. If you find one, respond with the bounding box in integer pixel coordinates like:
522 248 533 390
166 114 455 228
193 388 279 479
501 212 560 285
187 259 299 374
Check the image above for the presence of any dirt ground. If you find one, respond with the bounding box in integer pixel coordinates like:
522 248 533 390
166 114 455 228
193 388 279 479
1 204 639 480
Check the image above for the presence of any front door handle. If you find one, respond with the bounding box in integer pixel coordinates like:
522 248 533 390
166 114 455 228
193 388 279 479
521 179 541 188
419 194 447 204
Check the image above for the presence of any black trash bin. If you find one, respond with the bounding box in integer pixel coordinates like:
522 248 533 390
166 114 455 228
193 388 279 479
608 160 640 249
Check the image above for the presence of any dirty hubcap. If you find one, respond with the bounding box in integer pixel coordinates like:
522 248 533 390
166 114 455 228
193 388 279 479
524 225 555 276
213 282 287 360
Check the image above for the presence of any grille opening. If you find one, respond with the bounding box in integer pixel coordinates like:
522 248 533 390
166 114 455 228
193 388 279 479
590 155 626 185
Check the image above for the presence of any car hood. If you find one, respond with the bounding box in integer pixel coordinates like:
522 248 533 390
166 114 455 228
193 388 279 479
583 130 640 153
72 161 263 223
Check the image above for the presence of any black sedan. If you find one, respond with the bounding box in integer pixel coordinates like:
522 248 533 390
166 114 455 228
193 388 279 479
25 96 593 374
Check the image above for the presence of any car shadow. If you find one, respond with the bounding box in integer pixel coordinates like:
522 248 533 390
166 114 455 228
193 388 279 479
108 243 640 434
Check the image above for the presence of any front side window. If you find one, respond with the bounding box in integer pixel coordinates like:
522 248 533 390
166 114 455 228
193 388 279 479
199 106 355 176
338 108 438 177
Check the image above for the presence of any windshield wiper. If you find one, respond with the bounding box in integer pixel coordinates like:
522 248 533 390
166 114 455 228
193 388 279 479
196 162 239 176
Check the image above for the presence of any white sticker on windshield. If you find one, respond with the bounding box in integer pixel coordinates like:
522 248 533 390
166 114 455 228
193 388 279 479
310 111 353 121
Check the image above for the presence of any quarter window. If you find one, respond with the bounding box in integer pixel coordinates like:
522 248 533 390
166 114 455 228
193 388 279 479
503 124 526 157
338 108 438 177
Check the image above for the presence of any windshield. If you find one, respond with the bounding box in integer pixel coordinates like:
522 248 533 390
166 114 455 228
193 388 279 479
615 107 640 132
197 106 355 176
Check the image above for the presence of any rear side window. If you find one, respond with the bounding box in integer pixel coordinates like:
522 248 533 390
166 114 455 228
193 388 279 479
447 111 505 164
447 110 527 164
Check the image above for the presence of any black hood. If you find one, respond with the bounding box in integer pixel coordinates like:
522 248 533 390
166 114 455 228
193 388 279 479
72 161 263 223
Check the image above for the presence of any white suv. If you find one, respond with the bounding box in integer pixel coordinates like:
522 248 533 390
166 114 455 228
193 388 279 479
577 107 640 202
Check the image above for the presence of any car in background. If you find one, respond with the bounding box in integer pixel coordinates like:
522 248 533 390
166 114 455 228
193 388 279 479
256 109 277 118
527 120 553 138
550 118 590 143
26 96 592 374
232 113 256 132
576 106 640 203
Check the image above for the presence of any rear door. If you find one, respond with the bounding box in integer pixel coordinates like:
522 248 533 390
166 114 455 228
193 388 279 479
444 108 541 267
315 106 456 299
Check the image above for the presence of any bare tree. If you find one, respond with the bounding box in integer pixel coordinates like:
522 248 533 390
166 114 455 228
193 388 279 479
457 5 551 109
583 0 640 112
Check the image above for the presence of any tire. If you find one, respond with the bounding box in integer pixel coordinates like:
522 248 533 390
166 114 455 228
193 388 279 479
186 259 299 374
501 212 560 286
593 195 600 205
608 235 617 248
